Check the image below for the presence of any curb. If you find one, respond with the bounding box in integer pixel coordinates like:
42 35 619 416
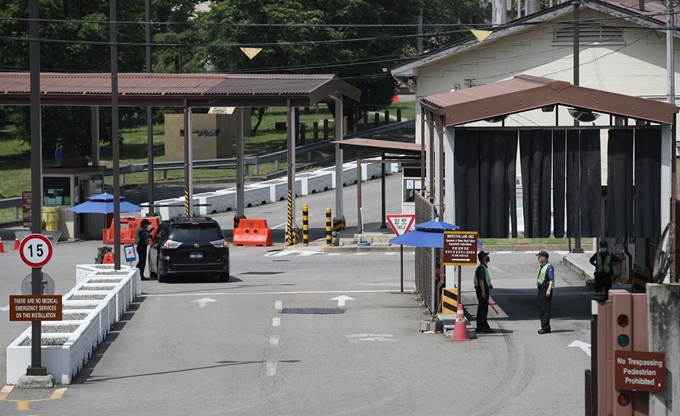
562 254 595 280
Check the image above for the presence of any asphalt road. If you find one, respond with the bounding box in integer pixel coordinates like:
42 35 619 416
0 176 594 415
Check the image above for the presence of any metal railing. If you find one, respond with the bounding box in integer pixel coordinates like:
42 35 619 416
0 197 21 220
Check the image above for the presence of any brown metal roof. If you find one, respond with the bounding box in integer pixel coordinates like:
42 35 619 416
332 138 422 155
0 72 361 107
420 75 679 126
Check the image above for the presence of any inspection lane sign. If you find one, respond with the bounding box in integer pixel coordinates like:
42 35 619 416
442 231 478 266
9 295 62 321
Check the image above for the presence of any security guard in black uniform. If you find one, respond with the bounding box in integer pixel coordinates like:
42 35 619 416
135 219 152 280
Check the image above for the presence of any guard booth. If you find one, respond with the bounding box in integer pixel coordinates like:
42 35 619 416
41 160 106 240
402 165 423 215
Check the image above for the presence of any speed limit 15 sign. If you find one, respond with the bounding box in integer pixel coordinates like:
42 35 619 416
19 234 53 268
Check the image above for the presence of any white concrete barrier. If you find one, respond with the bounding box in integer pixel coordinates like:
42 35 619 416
298 171 333 195
6 265 139 385
257 178 302 202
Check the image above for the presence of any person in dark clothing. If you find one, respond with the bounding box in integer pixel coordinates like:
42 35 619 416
536 251 555 334
135 219 152 280
475 251 495 334
589 241 621 296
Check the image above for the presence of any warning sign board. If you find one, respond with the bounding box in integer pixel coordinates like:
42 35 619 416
442 231 478 266
385 214 415 236
615 350 666 392
9 295 62 321
22 191 31 228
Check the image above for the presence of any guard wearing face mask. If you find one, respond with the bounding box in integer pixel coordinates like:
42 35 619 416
474 251 495 334
589 241 621 296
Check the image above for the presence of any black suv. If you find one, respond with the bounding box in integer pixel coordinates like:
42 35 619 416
149 217 230 283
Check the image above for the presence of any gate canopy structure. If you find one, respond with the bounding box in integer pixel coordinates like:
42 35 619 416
419 74 679 283
0 71 360 256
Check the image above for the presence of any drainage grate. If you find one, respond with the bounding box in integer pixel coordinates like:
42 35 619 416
280 308 345 315
241 271 285 275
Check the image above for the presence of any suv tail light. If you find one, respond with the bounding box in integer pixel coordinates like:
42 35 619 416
210 239 229 248
163 240 183 249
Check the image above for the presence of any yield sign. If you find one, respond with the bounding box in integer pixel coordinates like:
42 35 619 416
385 214 416 236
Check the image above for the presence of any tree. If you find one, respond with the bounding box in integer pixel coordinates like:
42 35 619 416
421 0 491 52
201 0 423 130
0 0 201 157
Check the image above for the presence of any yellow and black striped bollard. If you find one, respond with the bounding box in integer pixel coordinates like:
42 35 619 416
302 204 309 247
285 190 294 245
184 189 190 217
325 208 332 247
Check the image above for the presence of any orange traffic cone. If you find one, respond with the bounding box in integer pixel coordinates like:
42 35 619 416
13 237 20 250
0 237 5 253
451 303 471 342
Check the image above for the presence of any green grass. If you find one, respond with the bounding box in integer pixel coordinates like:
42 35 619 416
0 103 412 223
481 233 569 246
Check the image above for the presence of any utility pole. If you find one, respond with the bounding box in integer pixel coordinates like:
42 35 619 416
572 0 584 254
145 0 154 214
417 12 423 55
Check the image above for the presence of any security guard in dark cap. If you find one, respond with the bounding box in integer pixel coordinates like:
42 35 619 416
474 250 495 333
536 251 555 334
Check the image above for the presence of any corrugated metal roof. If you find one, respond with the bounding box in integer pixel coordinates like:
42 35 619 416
420 75 679 126
0 72 361 106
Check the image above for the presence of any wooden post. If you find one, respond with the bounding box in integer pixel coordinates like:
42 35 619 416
313 121 319 142
397 108 402 122
362 113 368 130
385 110 390 125
323 119 329 139
374 112 379 128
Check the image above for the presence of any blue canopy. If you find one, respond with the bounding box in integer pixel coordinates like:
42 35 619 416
389 220 484 249
67 193 141 214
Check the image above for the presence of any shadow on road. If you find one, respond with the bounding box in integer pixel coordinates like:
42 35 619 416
487 286 594 322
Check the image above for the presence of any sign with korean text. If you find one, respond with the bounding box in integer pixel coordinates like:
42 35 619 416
9 295 63 321
442 231 478 266
385 214 416 236
22 191 31 228
615 350 666 392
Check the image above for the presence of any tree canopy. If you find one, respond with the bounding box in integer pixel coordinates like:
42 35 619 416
0 0 491 155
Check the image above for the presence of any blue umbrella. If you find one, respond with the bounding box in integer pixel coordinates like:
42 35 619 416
67 193 142 214
414 221 459 231
389 220 484 249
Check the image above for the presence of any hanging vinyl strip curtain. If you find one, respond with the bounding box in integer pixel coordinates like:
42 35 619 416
519 130 552 238
606 129 634 238
634 128 661 238
552 131 566 238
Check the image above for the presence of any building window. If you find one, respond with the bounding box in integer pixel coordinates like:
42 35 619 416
552 25 625 45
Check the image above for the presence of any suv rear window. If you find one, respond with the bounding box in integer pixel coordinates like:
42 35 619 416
168 224 224 243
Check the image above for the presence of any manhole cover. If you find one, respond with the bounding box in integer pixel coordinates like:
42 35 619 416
241 271 285 275
280 308 345 315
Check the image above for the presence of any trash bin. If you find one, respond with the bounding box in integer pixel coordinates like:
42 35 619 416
331 231 340 246
42 206 60 231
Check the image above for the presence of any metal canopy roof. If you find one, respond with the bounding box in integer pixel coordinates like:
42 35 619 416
420 75 679 126
332 138 422 156
0 72 361 107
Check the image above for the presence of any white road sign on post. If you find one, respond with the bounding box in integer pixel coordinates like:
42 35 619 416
385 214 416 236
19 234 53 268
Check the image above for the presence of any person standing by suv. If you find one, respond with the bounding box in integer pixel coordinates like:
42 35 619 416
135 219 152 280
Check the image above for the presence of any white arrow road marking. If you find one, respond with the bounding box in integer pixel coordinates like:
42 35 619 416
272 317 281 327
269 335 280 347
0 305 8 312
266 361 277 376
274 300 282 310
569 340 592 357
192 298 217 308
329 295 355 307
346 334 396 342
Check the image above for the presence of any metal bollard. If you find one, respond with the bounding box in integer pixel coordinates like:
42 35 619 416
325 208 332 247
302 204 309 247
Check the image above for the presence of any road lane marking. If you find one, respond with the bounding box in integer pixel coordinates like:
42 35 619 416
0 386 12 400
346 334 396 342
272 317 281 327
51 388 67 400
568 340 592 356
146 289 397 298
329 295 354 307
192 298 217 308
18 401 29 410
488 265 504 273
0 305 8 312
266 361 277 376
274 300 282 310
269 335 280 346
